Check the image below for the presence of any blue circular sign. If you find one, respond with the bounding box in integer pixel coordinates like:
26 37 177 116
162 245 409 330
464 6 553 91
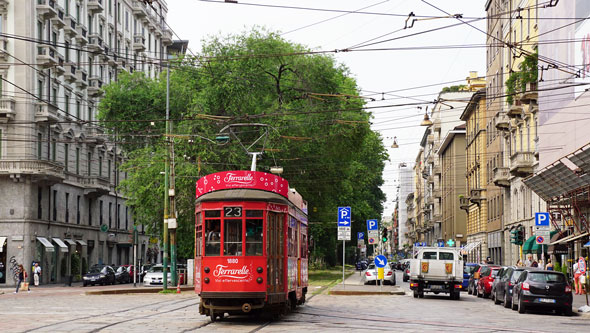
374 255 388 268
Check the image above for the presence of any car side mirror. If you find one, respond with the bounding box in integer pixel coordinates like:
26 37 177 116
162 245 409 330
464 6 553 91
474 272 480 279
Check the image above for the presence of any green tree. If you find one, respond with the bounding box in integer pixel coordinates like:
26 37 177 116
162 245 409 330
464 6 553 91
98 28 387 264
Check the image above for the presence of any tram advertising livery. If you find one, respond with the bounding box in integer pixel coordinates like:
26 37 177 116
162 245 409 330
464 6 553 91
195 171 308 321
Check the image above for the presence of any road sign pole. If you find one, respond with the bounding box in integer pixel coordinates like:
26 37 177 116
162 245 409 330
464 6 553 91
342 240 345 289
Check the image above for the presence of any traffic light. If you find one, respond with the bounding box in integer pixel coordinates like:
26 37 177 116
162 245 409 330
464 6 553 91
516 227 525 246
382 228 388 243
510 229 518 244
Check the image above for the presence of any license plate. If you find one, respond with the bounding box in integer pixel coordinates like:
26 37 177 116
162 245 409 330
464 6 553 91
538 298 556 303
430 285 443 290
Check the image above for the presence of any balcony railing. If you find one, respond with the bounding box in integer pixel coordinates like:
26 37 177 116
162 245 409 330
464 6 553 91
50 4 65 28
0 97 16 123
470 188 485 205
87 34 104 53
88 76 104 97
87 0 104 13
162 28 173 46
75 68 88 87
0 159 65 184
510 151 535 177
459 196 470 211
63 15 77 38
132 0 148 17
495 112 510 131
492 167 510 187
82 175 110 198
133 34 146 51
64 62 77 82
75 24 88 44
521 82 538 103
36 0 57 18
36 45 57 67
35 101 59 122
507 98 523 118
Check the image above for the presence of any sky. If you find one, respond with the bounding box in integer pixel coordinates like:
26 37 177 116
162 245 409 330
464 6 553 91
167 0 487 217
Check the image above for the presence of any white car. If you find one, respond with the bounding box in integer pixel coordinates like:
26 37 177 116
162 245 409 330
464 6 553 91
362 263 396 285
143 265 172 287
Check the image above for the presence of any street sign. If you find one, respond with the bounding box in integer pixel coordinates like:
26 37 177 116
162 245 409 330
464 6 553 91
337 207 351 226
535 229 550 237
536 235 548 245
357 232 364 240
374 255 388 268
368 237 376 245
338 226 351 241
535 212 550 227
100 224 109 233
446 239 455 247
367 219 378 231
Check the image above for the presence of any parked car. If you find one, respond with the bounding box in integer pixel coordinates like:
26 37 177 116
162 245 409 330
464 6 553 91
467 264 482 295
143 265 172 287
361 263 396 285
113 265 131 284
511 270 573 315
121 265 141 282
493 266 526 308
356 259 368 271
82 265 116 286
490 267 509 301
476 266 501 298
402 262 411 282
463 263 478 290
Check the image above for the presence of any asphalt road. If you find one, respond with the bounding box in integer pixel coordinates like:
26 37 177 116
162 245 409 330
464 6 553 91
0 271 588 332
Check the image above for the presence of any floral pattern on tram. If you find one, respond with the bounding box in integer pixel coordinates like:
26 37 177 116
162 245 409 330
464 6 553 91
196 171 289 198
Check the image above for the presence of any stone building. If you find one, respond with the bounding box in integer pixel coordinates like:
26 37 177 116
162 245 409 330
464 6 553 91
0 0 175 286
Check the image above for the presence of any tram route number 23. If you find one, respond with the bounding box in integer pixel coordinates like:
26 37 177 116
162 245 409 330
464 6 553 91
224 206 242 217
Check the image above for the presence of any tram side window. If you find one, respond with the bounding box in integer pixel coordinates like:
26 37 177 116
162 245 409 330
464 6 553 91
224 219 242 256
300 225 307 258
196 212 203 256
246 219 263 256
205 219 221 256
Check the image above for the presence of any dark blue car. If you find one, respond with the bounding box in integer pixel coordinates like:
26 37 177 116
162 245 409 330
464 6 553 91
463 263 478 290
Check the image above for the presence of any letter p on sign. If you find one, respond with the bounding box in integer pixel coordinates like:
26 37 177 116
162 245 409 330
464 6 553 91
535 212 550 227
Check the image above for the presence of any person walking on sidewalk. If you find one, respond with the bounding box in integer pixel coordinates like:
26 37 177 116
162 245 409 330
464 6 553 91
33 263 41 286
545 259 554 271
573 261 582 294
15 264 30 293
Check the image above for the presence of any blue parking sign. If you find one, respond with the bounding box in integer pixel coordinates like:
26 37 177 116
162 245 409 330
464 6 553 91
535 212 550 226
338 207 351 226
367 219 378 231
358 232 364 240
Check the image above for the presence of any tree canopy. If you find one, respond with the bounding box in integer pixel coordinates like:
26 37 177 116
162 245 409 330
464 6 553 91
98 29 388 265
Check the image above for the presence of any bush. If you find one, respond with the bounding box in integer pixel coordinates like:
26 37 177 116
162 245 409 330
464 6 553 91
553 262 561 273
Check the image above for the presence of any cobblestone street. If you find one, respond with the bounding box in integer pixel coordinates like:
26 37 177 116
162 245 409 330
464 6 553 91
1 272 588 332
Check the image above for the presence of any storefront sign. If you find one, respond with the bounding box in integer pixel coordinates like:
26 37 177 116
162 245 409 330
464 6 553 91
196 171 289 198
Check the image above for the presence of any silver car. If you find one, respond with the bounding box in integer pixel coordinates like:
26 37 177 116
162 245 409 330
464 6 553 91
362 263 396 285
143 265 172 287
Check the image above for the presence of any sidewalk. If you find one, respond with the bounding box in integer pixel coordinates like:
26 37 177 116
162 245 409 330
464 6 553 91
329 270 405 295
0 281 194 296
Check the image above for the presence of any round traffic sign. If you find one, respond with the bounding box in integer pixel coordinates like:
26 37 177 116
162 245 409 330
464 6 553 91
368 237 375 244
100 224 109 233
536 236 544 244
374 255 388 268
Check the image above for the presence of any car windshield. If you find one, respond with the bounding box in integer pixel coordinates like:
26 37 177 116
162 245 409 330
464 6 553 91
149 266 164 273
367 264 375 270
491 269 500 277
529 272 565 283
511 270 523 282
88 267 102 274
464 266 477 274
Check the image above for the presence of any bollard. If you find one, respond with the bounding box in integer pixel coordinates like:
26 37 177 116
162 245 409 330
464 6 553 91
176 282 181 294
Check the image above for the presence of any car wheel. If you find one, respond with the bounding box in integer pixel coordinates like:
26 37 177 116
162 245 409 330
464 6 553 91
504 292 511 308
494 290 501 305
518 294 526 314
562 306 573 316
467 284 472 295
419 291 424 298
511 295 518 311
83 282 87 287
455 291 460 300
477 287 482 298
413 290 418 298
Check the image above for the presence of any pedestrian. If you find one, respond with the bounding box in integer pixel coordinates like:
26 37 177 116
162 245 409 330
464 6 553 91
14 264 30 293
545 259 554 271
573 259 583 294
33 262 42 286
516 259 524 267
532 259 538 268
525 254 533 267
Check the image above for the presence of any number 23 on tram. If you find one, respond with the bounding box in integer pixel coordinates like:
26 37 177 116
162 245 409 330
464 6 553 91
194 170 308 321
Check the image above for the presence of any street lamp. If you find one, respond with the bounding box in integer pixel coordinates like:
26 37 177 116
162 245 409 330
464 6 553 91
419 106 432 126
391 136 399 149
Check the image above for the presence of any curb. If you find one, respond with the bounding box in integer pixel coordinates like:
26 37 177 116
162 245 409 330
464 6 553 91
329 290 406 296
85 286 194 295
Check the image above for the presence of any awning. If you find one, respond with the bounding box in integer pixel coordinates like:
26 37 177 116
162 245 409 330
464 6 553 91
548 232 569 255
116 243 132 248
522 236 536 254
64 239 77 246
76 240 87 246
36 237 55 252
52 238 69 253
0 236 6 252
462 242 481 253
555 232 590 245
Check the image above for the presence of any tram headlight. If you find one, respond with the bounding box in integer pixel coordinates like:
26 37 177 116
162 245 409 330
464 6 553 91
257 277 263 284
257 267 263 274
204 267 210 273
204 277 210 284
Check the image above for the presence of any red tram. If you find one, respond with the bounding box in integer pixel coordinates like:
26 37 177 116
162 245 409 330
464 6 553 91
194 170 308 321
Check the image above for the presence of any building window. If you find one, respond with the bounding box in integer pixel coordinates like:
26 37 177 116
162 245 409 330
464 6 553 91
65 94 70 116
88 105 92 122
75 148 80 174
76 100 81 118
65 41 70 62
37 187 42 219
64 143 69 171
117 204 121 229
99 200 103 226
99 156 103 177
88 199 92 226
125 207 128 230
109 202 112 228
37 79 43 100
65 192 70 223
37 133 42 159
51 139 56 161
87 152 92 176
76 195 81 225
52 189 57 221
108 159 111 181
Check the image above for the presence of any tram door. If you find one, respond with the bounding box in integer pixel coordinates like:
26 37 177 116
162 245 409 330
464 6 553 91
267 212 285 295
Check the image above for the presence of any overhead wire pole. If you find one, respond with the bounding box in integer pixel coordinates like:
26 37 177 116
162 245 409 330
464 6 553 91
163 64 170 290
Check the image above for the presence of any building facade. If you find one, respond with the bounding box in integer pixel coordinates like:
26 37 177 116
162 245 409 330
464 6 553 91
397 163 413 250
0 0 173 286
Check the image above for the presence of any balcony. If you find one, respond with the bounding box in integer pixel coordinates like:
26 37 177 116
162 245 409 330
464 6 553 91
75 68 88 88
87 34 104 53
0 0 8 11
426 154 434 164
433 161 441 174
432 214 442 223
63 15 77 38
36 45 57 67
425 196 433 206
82 176 110 198
520 82 538 103
0 159 65 185
35 101 59 122
63 62 77 83
428 174 435 184
162 29 173 46
75 24 88 44
132 0 148 17
87 76 104 97
36 0 57 19
0 97 16 123
510 151 535 177
469 188 485 205
507 99 524 118
87 0 104 14
459 196 470 211
133 34 146 51
433 188 441 198
50 4 65 28
106 49 117 66
495 112 510 131
492 166 510 187
86 126 105 146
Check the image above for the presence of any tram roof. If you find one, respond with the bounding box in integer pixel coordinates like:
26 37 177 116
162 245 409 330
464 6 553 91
195 188 289 204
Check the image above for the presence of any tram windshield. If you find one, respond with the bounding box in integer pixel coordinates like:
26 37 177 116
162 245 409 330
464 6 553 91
224 220 242 256
205 219 221 256
246 219 263 255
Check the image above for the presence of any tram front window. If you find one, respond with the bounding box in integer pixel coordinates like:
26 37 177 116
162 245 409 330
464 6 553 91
224 220 242 256
246 219 263 256
205 219 221 256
